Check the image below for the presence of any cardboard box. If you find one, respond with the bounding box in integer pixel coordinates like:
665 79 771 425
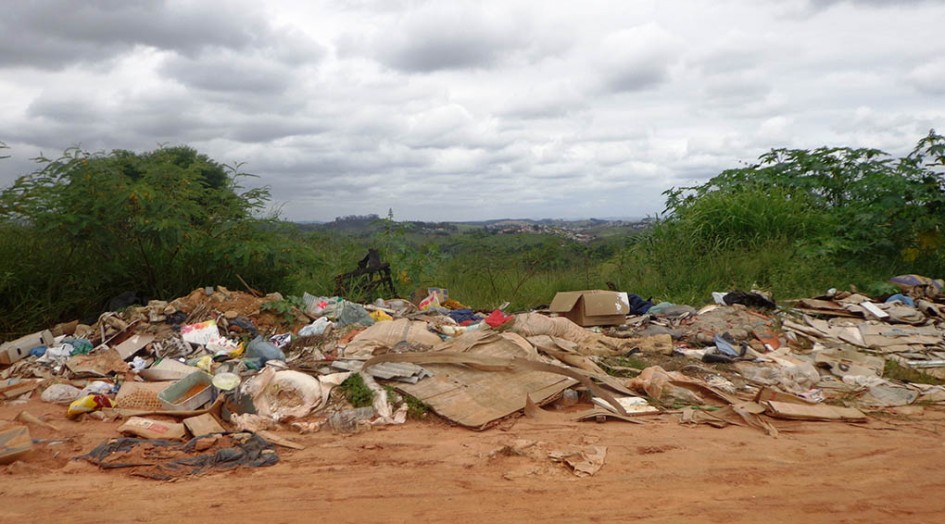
549 290 630 327
0 330 55 365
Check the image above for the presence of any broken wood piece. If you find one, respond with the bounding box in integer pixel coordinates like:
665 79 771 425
15 411 61 432
257 430 305 450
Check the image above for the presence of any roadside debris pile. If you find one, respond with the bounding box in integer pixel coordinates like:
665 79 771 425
3 274 945 477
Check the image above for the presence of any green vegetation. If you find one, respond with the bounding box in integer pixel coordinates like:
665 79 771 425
383 384 431 419
0 146 319 337
1 132 943 337
339 373 375 407
615 130 945 303
260 295 306 324
883 360 945 386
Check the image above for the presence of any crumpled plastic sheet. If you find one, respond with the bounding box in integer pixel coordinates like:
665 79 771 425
79 432 278 480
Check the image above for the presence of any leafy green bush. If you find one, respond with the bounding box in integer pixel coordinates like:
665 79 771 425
615 131 945 304
0 145 318 336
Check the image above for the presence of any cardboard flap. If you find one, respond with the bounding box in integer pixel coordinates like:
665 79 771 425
582 291 630 317
549 292 583 313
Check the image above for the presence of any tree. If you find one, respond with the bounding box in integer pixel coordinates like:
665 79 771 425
0 145 298 333
660 131 945 261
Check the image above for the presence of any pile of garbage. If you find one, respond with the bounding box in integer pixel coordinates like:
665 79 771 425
3 274 945 474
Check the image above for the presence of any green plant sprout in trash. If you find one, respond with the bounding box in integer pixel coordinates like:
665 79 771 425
260 295 306 325
340 373 375 408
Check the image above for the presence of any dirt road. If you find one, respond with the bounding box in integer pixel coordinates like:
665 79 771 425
2 399 945 523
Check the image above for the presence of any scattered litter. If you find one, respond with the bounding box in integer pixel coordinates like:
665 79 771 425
549 446 607 477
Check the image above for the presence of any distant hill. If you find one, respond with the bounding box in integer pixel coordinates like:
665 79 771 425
297 215 653 242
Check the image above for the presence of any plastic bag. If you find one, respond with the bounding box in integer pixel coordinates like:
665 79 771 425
207 335 241 357
337 302 374 327
737 362 820 394
303 294 345 318
41 384 82 404
181 319 220 346
245 336 286 367
418 293 441 311
67 394 113 417
299 317 331 337
244 368 323 422
369 310 393 322
80 381 114 396
484 309 514 328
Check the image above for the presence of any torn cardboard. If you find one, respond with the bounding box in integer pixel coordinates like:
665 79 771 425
0 425 32 464
764 401 867 422
379 333 578 429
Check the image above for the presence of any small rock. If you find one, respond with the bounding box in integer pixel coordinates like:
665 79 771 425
224 310 239 320
61 459 94 474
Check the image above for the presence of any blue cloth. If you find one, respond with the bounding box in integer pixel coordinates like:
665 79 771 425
628 294 654 315
885 293 915 307
713 334 739 358
448 309 481 324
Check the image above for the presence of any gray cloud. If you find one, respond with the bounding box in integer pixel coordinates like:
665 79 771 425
373 2 534 72
2 0 944 222
0 0 275 69
596 23 684 92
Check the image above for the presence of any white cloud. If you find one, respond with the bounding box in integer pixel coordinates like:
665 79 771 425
1 0 944 221
596 23 685 93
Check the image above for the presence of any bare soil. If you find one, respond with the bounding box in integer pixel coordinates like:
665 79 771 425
2 398 945 523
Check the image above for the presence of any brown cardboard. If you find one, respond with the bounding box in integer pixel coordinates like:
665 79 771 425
183 413 225 437
549 290 630 327
0 330 55 365
113 333 155 361
0 425 33 464
118 417 187 440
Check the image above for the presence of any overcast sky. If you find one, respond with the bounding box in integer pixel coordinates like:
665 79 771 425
1 0 942 222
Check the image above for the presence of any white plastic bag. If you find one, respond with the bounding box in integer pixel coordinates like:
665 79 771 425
41 384 82 404
299 317 331 337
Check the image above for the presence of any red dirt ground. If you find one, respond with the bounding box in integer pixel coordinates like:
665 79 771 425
2 398 945 523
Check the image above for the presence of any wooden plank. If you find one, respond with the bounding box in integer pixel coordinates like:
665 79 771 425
257 430 305 450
